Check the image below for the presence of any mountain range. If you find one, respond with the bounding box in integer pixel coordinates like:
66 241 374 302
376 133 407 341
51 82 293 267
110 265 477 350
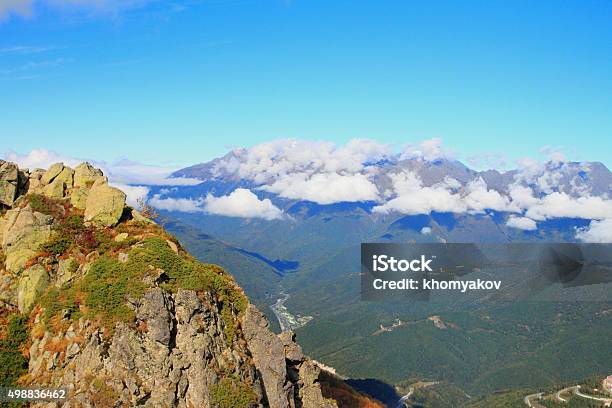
145 142 612 405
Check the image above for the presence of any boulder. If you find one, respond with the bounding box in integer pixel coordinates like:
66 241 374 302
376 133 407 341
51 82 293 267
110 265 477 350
0 269 18 309
70 187 89 209
165 239 178 254
84 182 126 227
17 264 50 313
43 178 65 198
74 162 103 188
131 208 155 224
54 166 74 188
0 160 19 206
1 207 53 273
298 361 337 408
114 232 128 242
17 169 29 196
29 168 45 180
57 258 78 286
278 331 304 363
27 169 46 194
5 249 39 276
41 163 64 185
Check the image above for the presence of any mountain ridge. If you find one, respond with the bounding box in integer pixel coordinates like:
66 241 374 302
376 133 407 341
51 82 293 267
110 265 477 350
164 144 611 245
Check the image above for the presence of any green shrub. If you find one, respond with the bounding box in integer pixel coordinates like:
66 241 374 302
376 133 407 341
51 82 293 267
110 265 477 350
131 238 247 343
81 256 141 329
40 214 100 256
210 377 257 408
40 236 248 339
6 316 28 346
40 234 71 255
27 193 58 216
221 305 237 343
0 315 29 387
40 285 81 322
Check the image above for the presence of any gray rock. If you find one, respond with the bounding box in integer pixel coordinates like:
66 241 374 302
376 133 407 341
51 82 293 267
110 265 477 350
73 162 103 188
1 207 52 273
243 304 292 408
0 160 19 206
41 163 64 185
17 264 50 313
84 181 126 227
136 288 172 346
279 331 304 363
42 177 65 198
298 361 337 408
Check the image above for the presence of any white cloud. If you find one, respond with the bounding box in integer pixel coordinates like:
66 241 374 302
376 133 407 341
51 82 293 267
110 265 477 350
0 0 154 20
0 45 52 54
463 178 510 213
373 172 510 215
4 148 82 169
204 188 283 220
466 152 508 170
261 172 379 205
420 227 432 235
148 189 284 220
576 219 612 243
212 139 388 204
507 184 539 212
102 159 201 186
524 192 612 221
109 183 149 208
506 216 537 231
539 145 567 164
3 149 201 186
373 171 466 215
374 165 612 223
148 195 204 213
5 143 611 229
400 138 454 161
0 0 32 20
214 138 390 183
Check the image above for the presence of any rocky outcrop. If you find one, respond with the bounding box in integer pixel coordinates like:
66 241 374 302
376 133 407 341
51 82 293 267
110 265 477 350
84 180 126 227
0 160 20 206
26 288 260 407
74 162 103 187
27 168 46 194
1 207 52 273
243 304 293 408
43 177 65 198
17 264 49 313
41 162 65 185
242 307 338 408
25 286 338 408
0 160 350 408
70 187 89 209
297 361 337 408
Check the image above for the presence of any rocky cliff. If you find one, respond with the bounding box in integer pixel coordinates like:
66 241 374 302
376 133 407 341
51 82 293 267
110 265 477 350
0 160 382 408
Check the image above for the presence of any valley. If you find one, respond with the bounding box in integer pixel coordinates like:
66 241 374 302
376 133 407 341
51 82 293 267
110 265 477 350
270 292 313 332
157 153 612 406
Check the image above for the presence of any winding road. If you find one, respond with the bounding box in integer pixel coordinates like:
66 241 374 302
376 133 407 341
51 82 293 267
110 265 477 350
574 385 612 404
524 392 543 407
525 385 612 406
395 388 413 408
555 386 578 402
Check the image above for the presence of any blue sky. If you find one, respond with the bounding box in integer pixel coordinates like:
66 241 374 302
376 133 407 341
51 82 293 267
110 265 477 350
1 0 611 169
